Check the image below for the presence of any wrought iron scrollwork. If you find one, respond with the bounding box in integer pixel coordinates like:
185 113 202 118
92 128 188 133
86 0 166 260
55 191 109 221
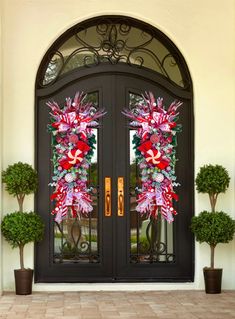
39 18 188 88
130 213 175 264
54 216 99 263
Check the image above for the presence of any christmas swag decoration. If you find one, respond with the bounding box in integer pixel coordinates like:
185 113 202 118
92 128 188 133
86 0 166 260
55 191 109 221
47 92 106 223
123 92 182 223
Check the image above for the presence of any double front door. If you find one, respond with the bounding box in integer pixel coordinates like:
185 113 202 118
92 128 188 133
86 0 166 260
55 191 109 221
36 66 194 282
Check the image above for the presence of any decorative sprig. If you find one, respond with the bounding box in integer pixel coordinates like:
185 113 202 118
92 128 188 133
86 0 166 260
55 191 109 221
123 92 182 222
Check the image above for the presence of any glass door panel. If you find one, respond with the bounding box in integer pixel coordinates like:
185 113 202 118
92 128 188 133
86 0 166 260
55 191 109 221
53 93 100 264
128 110 174 264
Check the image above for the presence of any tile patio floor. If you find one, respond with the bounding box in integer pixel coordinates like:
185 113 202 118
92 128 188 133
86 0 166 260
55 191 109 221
0 291 235 319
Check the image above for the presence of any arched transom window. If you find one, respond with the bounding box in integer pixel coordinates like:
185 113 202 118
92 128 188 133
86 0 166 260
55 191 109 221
38 17 191 89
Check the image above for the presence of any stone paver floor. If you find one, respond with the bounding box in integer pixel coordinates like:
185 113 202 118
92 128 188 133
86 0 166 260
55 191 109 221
0 291 235 319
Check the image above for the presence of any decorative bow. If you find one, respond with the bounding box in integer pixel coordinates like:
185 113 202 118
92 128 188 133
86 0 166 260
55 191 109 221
136 186 178 223
51 185 93 223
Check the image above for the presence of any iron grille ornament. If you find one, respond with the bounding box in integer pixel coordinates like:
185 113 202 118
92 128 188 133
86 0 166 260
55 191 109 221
130 215 175 263
54 217 100 263
39 17 189 89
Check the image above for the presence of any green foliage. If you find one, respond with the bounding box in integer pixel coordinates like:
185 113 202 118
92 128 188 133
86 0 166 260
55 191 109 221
90 162 98 185
191 211 235 247
130 236 150 253
1 211 45 249
84 234 98 242
86 133 96 161
132 134 141 158
195 164 230 195
192 164 233 269
2 162 38 197
130 162 138 189
60 242 79 258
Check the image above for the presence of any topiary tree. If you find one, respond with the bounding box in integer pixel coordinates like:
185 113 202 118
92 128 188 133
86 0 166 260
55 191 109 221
2 162 38 211
1 212 44 270
195 164 230 212
191 211 235 268
1 162 43 269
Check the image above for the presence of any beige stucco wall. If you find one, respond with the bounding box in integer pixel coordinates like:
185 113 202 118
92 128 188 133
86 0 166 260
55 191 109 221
1 0 235 291
0 0 3 296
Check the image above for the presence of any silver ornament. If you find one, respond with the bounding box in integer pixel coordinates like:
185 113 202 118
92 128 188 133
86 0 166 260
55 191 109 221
64 173 74 183
155 173 164 183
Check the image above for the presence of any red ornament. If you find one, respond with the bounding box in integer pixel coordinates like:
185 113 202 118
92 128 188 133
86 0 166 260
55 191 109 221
67 149 83 165
69 134 79 144
138 140 152 153
150 134 159 144
145 149 161 165
138 140 169 169
59 140 90 170
76 140 90 153
60 160 72 170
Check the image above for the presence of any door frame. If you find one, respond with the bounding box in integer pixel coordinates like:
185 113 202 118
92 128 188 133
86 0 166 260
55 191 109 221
35 64 194 283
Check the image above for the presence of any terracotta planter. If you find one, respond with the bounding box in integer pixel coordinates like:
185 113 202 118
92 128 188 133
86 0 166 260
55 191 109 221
14 269 33 295
203 267 222 294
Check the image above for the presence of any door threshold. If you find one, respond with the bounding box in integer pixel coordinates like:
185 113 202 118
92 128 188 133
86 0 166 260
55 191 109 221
33 282 196 292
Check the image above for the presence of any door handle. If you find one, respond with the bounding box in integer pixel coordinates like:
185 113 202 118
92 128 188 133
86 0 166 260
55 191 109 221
117 177 124 217
105 177 111 217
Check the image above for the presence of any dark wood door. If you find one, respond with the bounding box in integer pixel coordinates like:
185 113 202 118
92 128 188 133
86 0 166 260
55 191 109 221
35 66 194 282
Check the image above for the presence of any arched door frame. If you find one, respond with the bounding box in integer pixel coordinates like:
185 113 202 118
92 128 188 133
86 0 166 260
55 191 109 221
35 16 194 283
35 15 193 91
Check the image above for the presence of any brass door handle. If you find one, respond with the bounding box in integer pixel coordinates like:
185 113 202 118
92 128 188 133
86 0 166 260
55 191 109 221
106 193 110 213
118 177 124 217
105 177 111 217
118 193 123 213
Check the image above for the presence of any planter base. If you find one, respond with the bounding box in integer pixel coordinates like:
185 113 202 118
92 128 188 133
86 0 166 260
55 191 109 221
14 269 33 295
203 268 222 294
